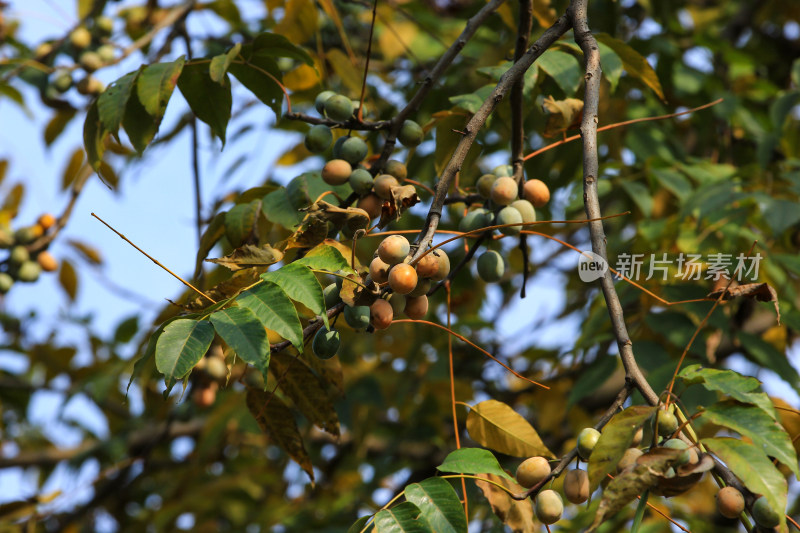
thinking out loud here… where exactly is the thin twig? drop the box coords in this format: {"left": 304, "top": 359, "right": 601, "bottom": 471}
{"left": 358, "top": 0, "right": 379, "bottom": 122}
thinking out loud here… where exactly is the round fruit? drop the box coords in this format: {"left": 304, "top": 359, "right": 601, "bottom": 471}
{"left": 492, "top": 164, "right": 514, "bottom": 177}
{"left": 662, "top": 438, "right": 691, "bottom": 466}
{"left": 36, "top": 251, "right": 58, "bottom": 272}
{"left": 388, "top": 263, "right": 418, "bottom": 295}
{"left": 373, "top": 174, "right": 399, "bottom": 200}
{"left": 343, "top": 306, "right": 371, "bottom": 330}
{"left": 577, "top": 427, "right": 601, "bottom": 461}
{"left": 497, "top": 206, "right": 523, "bottom": 236}
{"left": 510, "top": 199, "right": 536, "bottom": 225}
{"left": 53, "top": 72, "right": 73, "bottom": 92}
{"left": 79, "top": 51, "right": 103, "bottom": 71}
{"left": 404, "top": 295, "right": 428, "bottom": 319}
{"left": 313, "top": 327, "right": 341, "bottom": 359}
{"left": 631, "top": 427, "right": 644, "bottom": 447}
{"left": 351, "top": 99, "right": 367, "bottom": 117}
{"left": 0, "top": 229, "right": 12, "bottom": 248}
{"left": 315, "top": 90, "right": 335, "bottom": 114}
{"left": 430, "top": 250, "right": 450, "bottom": 281}
{"left": 95, "top": 15, "right": 114, "bottom": 34}
{"left": 357, "top": 194, "right": 383, "bottom": 219}
{"left": 523, "top": 179, "right": 551, "bottom": 208}
{"left": 338, "top": 137, "right": 368, "bottom": 165}
{"left": 10, "top": 246, "right": 29, "bottom": 265}
{"left": 476, "top": 174, "right": 497, "bottom": 198}
{"left": 35, "top": 42, "right": 53, "bottom": 59}
{"left": 751, "top": 496, "right": 780, "bottom": 528}
{"left": 0, "top": 273, "right": 14, "bottom": 293}
{"left": 70, "top": 27, "right": 92, "bottom": 49}
{"left": 564, "top": 469, "right": 590, "bottom": 504}
{"left": 477, "top": 250, "right": 505, "bottom": 283}
{"left": 490, "top": 176, "right": 519, "bottom": 206}
{"left": 97, "top": 44, "right": 116, "bottom": 63}
{"left": 657, "top": 408, "right": 678, "bottom": 437}
{"left": 76, "top": 76, "right": 104, "bottom": 95}
{"left": 17, "top": 261, "right": 42, "bottom": 282}
{"left": 321, "top": 159, "right": 352, "bottom": 186}
{"left": 535, "top": 490, "right": 563, "bottom": 525}
{"left": 349, "top": 168, "right": 374, "bottom": 195}
{"left": 617, "top": 447, "right": 643, "bottom": 472}
{"left": 323, "top": 283, "right": 340, "bottom": 308}
{"left": 384, "top": 160, "right": 407, "bottom": 180}
{"left": 369, "top": 256, "right": 391, "bottom": 284}
{"left": 305, "top": 125, "right": 333, "bottom": 153}
{"left": 716, "top": 487, "right": 745, "bottom": 519}
{"left": 378, "top": 235, "right": 410, "bottom": 265}
{"left": 398, "top": 120, "right": 424, "bottom": 147}
{"left": 408, "top": 278, "right": 430, "bottom": 297}
{"left": 324, "top": 94, "right": 354, "bottom": 122}
{"left": 14, "top": 226, "right": 39, "bottom": 244}
{"left": 370, "top": 299, "right": 393, "bottom": 330}
{"left": 388, "top": 294, "right": 406, "bottom": 316}
{"left": 415, "top": 253, "right": 439, "bottom": 279}
{"left": 515, "top": 456, "right": 550, "bottom": 489}
{"left": 459, "top": 208, "right": 491, "bottom": 234}
{"left": 38, "top": 214, "right": 56, "bottom": 231}
{"left": 205, "top": 355, "right": 227, "bottom": 380}
{"left": 193, "top": 382, "right": 217, "bottom": 408}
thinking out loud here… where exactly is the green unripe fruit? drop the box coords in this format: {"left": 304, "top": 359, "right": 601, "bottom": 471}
{"left": 315, "top": 90, "right": 335, "bottom": 114}
{"left": 338, "top": 137, "right": 368, "bottom": 165}
{"left": 79, "top": 51, "right": 103, "bottom": 72}
{"left": 277, "top": 57, "right": 294, "bottom": 71}
{"left": 313, "top": 327, "right": 341, "bottom": 359}
{"left": 662, "top": 438, "right": 691, "bottom": 466}
{"left": 205, "top": 356, "right": 227, "bottom": 380}
{"left": 324, "top": 94, "right": 354, "bottom": 122}
{"left": 388, "top": 294, "right": 406, "bottom": 316}
{"left": 373, "top": 174, "right": 399, "bottom": 200}
{"left": 617, "top": 447, "right": 643, "bottom": 473}
{"left": 343, "top": 305, "right": 371, "bottom": 330}
{"left": 497, "top": 206, "right": 523, "bottom": 236}
{"left": 751, "top": 496, "right": 780, "bottom": 528}
{"left": 490, "top": 176, "right": 519, "bottom": 206}
{"left": 0, "top": 272, "right": 14, "bottom": 293}
{"left": 515, "top": 456, "right": 550, "bottom": 489}
{"left": 577, "top": 427, "right": 601, "bottom": 461}
{"left": 510, "top": 199, "right": 536, "bottom": 225}
{"left": 10, "top": 246, "right": 30, "bottom": 265}
{"left": 35, "top": 42, "right": 53, "bottom": 59}
{"left": 476, "top": 174, "right": 497, "bottom": 198}
{"left": 477, "top": 250, "right": 505, "bottom": 283}
{"left": 378, "top": 235, "right": 410, "bottom": 265}
{"left": 70, "top": 27, "right": 92, "bottom": 49}
{"left": 323, "top": 283, "right": 340, "bottom": 308}
{"left": 322, "top": 159, "right": 352, "bottom": 186}
{"left": 458, "top": 208, "right": 491, "bottom": 234}
{"left": 384, "top": 160, "right": 407, "bottom": 180}
{"left": 398, "top": 120, "right": 424, "bottom": 147}
{"left": 716, "top": 487, "right": 745, "bottom": 519}
{"left": 304, "top": 125, "right": 333, "bottom": 153}
{"left": 493, "top": 164, "right": 514, "bottom": 177}
{"left": 53, "top": 71, "right": 73, "bottom": 92}
{"left": 0, "top": 229, "right": 13, "bottom": 248}
{"left": 535, "top": 490, "right": 563, "bottom": 525}
{"left": 351, "top": 99, "right": 368, "bottom": 117}
{"left": 657, "top": 408, "right": 678, "bottom": 437}
{"left": 349, "top": 168, "right": 374, "bottom": 195}
{"left": 76, "top": 76, "right": 104, "bottom": 95}
{"left": 17, "top": 261, "right": 42, "bottom": 282}
{"left": 564, "top": 469, "right": 590, "bottom": 504}
{"left": 332, "top": 136, "right": 346, "bottom": 159}
{"left": 95, "top": 15, "right": 114, "bottom": 34}
{"left": 14, "top": 226, "right": 38, "bottom": 244}
{"left": 96, "top": 44, "right": 116, "bottom": 63}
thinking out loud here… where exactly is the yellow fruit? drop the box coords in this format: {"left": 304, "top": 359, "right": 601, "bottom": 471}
{"left": 523, "top": 179, "right": 550, "bottom": 208}
{"left": 577, "top": 427, "right": 600, "bottom": 460}
{"left": 430, "top": 250, "right": 450, "bottom": 281}
{"left": 716, "top": 487, "right": 745, "bottom": 519}
{"left": 378, "top": 235, "right": 410, "bottom": 265}
{"left": 535, "top": 490, "right": 563, "bottom": 525}
{"left": 490, "top": 176, "right": 518, "bottom": 206}
{"left": 563, "top": 469, "right": 590, "bottom": 504}
{"left": 388, "top": 263, "right": 418, "bottom": 295}
{"left": 515, "top": 456, "right": 550, "bottom": 488}
{"left": 37, "top": 213, "right": 56, "bottom": 230}
{"left": 374, "top": 174, "right": 399, "bottom": 200}
{"left": 36, "top": 251, "right": 58, "bottom": 272}
{"left": 415, "top": 253, "right": 439, "bottom": 278}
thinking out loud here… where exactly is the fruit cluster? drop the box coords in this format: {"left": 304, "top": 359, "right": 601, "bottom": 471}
{"left": 0, "top": 214, "right": 59, "bottom": 293}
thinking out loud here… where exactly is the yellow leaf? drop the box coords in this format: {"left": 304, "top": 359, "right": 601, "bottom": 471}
{"left": 466, "top": 399, "right": 555, "bottom": 459}
{"left": 283, "top": 63, "right": 320, "bottom": 91}
{"left": 533, "top": 0, "right": 557, "bottom": 28}
{"left": 595, "top": 33, "right": 665, "bottom": 102}
{"left": 495, "top": 3, "right": 516, "bottom": 32}
{"left": 274, "top": 0, "right": 318, "bottom": 44}
{"left": 326, "top": 48, "right": 362, "bottom": 95}
{"left": 377, "top": 19, "right": 418, "bottom": 62}
{"left": 474, "top": 474, "right": 536, "bottom": 533}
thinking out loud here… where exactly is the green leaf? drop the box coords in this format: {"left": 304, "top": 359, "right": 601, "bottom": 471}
{"left": 236, "top": 282, "right": 304, "bottom": 350}
{"left": 700, "top": 401, "right": 798, "bottom": 478}
{"left": 210, "top": 42, "right": 242, "bottom": 83}
{"left": 286, "top": 170, "right": 352, "bottom": 209}
{"left": 262, "top": 263, "right": 328, "bottom": 328}
{"left": 137, "top": 57, "right": 186, "bottom": 117}
{"left": 678, "top": 364, "right": 777, "bottom": 419}
{"left": 465, "top": 400, "right": 554, "bottom": 459}
{"left": 97, "top": 70, "right": 139, "bottom": 138}
{"left": 702, "top": 437, "right": 787, "bottom": 530}
{"left": 620, "top": 181, "right": 653, "bottom": 217}
{"left": 347, "top": 516, "right": 370, "bottom": 533}
{"left": 374, "top": 502, "right": 430, "bottom": 533}
{"left": 123, "top": 87, "right": 159, "bottom": 154}
{"left": 210, "top": 306, "right": 271, "bottom": 379}
{"left": 225, "top": 200, "right": 261, "bottom": 247}
{"left": 595, "top": 33, "right": 665, "bottom": 102}
{"left": 568, "top": 355, "right": 618, "bottom": 407}
{"left": 83, "top": 100, "right": 106, "bottom": 170}
{"left": 762, "top": 198, "right": 800, "bottom": 235}
{"left": 252, "top": 32, "right": 315, "bottom": 66}
{"left": 126, "top": 314, "right": 192, "bottom": 395}
{"left": 598, "top": 41, "right": 623, "bottom": 92}
{"left": 178, "top": 63, "right": 232, "bottom": 145}
{"left": 404, "top": 478, "right": 467, "bottom": 533}
{"left": 155, "top": 318, "right": 214, "bottom": 393}
{"left": 651, "top": 168, "right": 692, "bottom": 202}
{"left": 537, "top": 49, "right": 582, "bottom": 96}
{"left": 228, "top": 54, "right": 283, "bottom": 117}
{"left": 588, "top": 405, "right": 656, "bottom": 492}
{"left": 436, "top": 448, "right": 513, "bottom": 481}
{"left": 270, "top": 351, "right": 339, "bottom": 435}
{"left": 295, "top": 244, "right": 351, "bottom": 273}
{"left": 262, "top": 187, "right": 304, "bottom": 229}
{"left": 738, "top": 332, "right": 800, "bottom": 392}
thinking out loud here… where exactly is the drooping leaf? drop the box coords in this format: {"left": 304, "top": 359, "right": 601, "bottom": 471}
{"left": 536, "top": 50, "right": 582, "bottom": 96}
{"left": 236, "top": 282, "right": 304, "bottom": 350}
{"left": 273, "top": 0, "right": 318, "bottom": 44}
{"left": 262, "top": 263, "right": 327, "bottom": 328}
{"left": 465, "top": 400, "right": 554, "bottom": 459}
{"left": 136, "top": 57, "right": 186, "bottom": 117}
{"left": 154, "top": 318, "right": 215, "bottom": 393}
{"left": 700, "top": 400, "right": 798, "bottom": 478}
{"left": 373, "top": 502, "right": 430, "bottom": 533}
{"left": 270, "top": 351, "right": 339, "bottom": 436}
{"left": 595, "top": 33, "right": 665, "bottom": 102}
{"left": 83, "top": 100, "right": 106, "bottom": 170}
{"left": 58, "top": 258, "right": 78, "bottom": 301}
{"left": 295, "top": 241, "right": 353, "bottom": 273}
{"left": 474, "top": 474, "right": 535, "bottom": 533}
{"left": 61, "top": 148, "right": 86, "bottom": 190}
{"left": 702, "top": 437, "right": 787, "bottom": 531}
{"left": 262, "top": 187, "right": 305, "bottom": 229}
{"left": 207, "top": 244, "right": 284, "bottom": 271}
{"left": 228, "top": 54, "right": 284, "bottom": 117}
{"left": 178, "top": 62, "right": 232, "bottom": 145}
{"left": 325, "top": 48, "right": 362, "bottom": 94}
{"left": 246, "top": 389, "right": 314, "bottom": 481}
{"left": 404, "top": 477, "right": 467, "bottom": 533}
{"left": 194, "top": 211, "right": 226, "bottom": 278}
{"left": 66, "top": 239, "right": 103, "bottom": 264}
{"left": 44, "top": 109, "right": 77, "bottom": 146}
{"left": 436, "top": 448, "right": 514, "bottom": 481}
{"left": 252, "top": 32, "right": 315, "bottom": 66}
{"left": 706, "top": 283, "right": 780, "bottom": 324}
{"left": 210, "top": 306, "right": 271, "bottom": 379}
{"left": 122, "top": 86, "right": 159, "bottom": 154}
{"left": 225, "top": 200, "right": 261, "bottom": 247}
{"left": 541, "top": 95, "right": 584, "bottom": 138}
{"left": 678, "top": 364, "right": 777, "bottom": 419}
{"left": 588, "top": 405, "right": 656, "bottom": 492}
{"left": 97, "top": 70, "right": 139, "bottom": 138}
{"left": 378, "top": 185, "right": 421, "bottom": 229}
{"left": 598, "top": 41, "right": 623, "bottom": 91}
{"left": 209, "top": 42, "right": 242, "bottom": 83}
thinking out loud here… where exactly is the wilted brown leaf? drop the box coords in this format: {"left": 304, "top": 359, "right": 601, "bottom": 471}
{"left": 542, "top": 96, "right": 584, "bottom": 138}
{"left": 652, "top": 452, "right": 714, "bottom": 497}
{"left": 282, "top": 201, "right": 370, "bottom": 250}
{"left": 707, "top": 282, "right": 780, "bottom": 324}
{"left": 378, "top": 184, "right": 421, "bottom": 229}
{"left": 206, "top": 244, "right": 284, "bottom": 271}
{"left": 475, "top": 474, "right": 535, "bottom": 533}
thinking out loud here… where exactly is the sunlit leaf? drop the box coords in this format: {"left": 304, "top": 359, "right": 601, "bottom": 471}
{"left": 466, "top": 400, "right": 554, "bottom": 459}
{"left": 209, "top": 42, "right": 242, "bottom": 83}
{"left": 262, "top": 263, "right": 327, "bottom": 328}
{"left": 595, "top": 33, "right": 665, "bottom": 102}
{"left": 474, "top": 474, "right": 535, "bottom": 533}
{"left": 236, "top": 282, "right": 304, "bottom": 350}
{"left": 136, "top": 57, "right": 186, "bottom": 117}
{"left": 211, "top": 306, "right": 271, "bottom": 379}
{"left": 679, "top": 364, "right": 777, "bottom": 419}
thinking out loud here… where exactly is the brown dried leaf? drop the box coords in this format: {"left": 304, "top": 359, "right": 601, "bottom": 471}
{"left": 542, "top": 96, "right": 584, "bottom": 138}
{"left": 187, "top": 269, "right": 262, "bottom": 310}
{"left": 475, "top": 474, "right": 535, "bottom": 533}
{"left": 282, "top": 201, "right": 370, "bottom": 250}
{"left": 66, "top": 239, "right": 103, "bottom": 265}
{"left": 707, "top": 282, "right": 780, "bottom": 324}
{"left": 378, "top": 184, "right": 420, "bottom": 229}
{"left": 652, "top": 453, "right": 714, "bottom": 497}
{"left": 206, "top": 244, "right": 284, "bottom": 271}
{"left": 338, "top": 273, "right": 364, "bottom": 307}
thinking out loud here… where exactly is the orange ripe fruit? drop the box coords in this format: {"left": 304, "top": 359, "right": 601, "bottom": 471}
{"left": 388, "top": 263, "right": 418, "bottom": 294}
{"left": 322, "top": 159, "right": 352, "bottom": 185}
{"left": 523, "top": 179, "right": 550, "bottom": 208}
{"left": 430, "top": 250, "right": 451, "bottom": 281}
{"left": 357, "top": 193, "right": 383, "bottom": 219}
{"left": 404, "top": 295, "right": 428, "bottom": 319}
{"left": 369, "top": 256, "right": 390, "bottom": 284}
{"left": 36, "top": 251, "right": 58, "bottom": 272}
{"left": 415, "top": 252, "right": 439, "bottom": 278}
{"left": 490, "top": 176, "right": 518, "bottom": 206}
{"left": 370, "top": 299, "right": 393, "bottom": 330}
{"left": 37, "top": 213, "right": 56, "bottom": 230}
